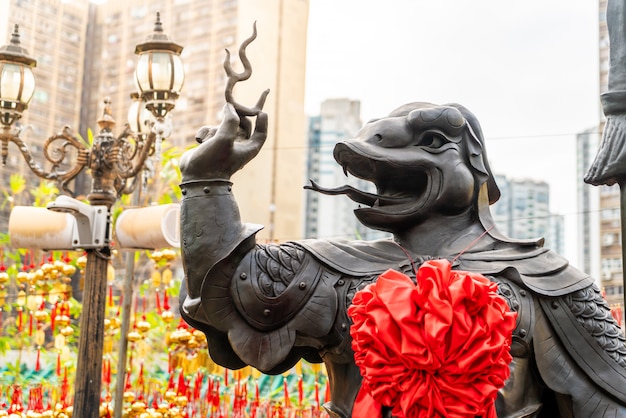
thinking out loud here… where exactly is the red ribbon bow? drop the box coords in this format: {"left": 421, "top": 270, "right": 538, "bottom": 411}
{"left": 348, "top": 259, "right": 517, "bottom": 418}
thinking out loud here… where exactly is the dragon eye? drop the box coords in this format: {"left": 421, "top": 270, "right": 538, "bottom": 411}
{"left": 417, "top": 134, "right": 446, "bottom": 148}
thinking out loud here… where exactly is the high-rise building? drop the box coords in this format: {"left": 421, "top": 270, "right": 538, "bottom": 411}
{"left": 304, "top": 98, "right": 388, "bottom": 241}
{"left": 1, "top": 0, "right": 310, "bottom": 243}
{"left": 492, "top": 175, "right": 563, "bottom": 255}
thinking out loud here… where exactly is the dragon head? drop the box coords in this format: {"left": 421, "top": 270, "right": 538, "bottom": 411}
{"left": 307, "top": 102, "right": 500, "bottom": 234}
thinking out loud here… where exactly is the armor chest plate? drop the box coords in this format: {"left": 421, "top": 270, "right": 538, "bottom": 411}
{"left": 491, "top": 275, "right": 535, "bottom": 358}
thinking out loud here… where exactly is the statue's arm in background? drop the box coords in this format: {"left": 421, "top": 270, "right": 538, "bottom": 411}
{"left": 585, "top": 0, "right": 626, "bottom": 186}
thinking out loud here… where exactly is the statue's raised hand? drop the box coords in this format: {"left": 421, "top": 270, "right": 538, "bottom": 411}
{"left": 585, "top": 113, "right": 626, "bottom": 187}
{"left": 180, "top": 103, "right": 268, "bottom": 182}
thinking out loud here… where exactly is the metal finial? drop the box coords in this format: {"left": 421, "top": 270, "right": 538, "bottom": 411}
{"left": 135, "top": 13, "right": 183, "bottom": 55}
{"left": 10, "top": 24, "right": 21, "bottom": 45}
{"left": 0, "top": 23, "right": 37, "bottom": 67}
{"left": 97, "top": 97, "right": 116, "bottom": 131}
{"left": 154, "top": 12, "right": 163, "bottom": 33}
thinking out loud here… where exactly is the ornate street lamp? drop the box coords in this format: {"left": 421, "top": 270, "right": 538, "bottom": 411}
{"left": 134, "top": 11, "right": 184, "bottom": 119}
{"left": 0, "top": 14, "right": 183, "bottom": 418}
{"left": 0, "top": 25, "right": 36, "bottom": 127}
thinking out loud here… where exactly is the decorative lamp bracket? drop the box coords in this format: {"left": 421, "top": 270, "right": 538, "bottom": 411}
{"left": 47, "top": 195, "right": 110, "bottom": 249}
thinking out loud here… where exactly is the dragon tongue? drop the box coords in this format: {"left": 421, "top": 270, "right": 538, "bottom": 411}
{"left": 304, "top": 180, "right": 379, "bottom": 206}
{"left": 304, "top": 180, "right": 411, "bottom": 207}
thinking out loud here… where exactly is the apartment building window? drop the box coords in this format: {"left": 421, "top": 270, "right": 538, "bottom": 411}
{"left": 602, "top": 233, "right": 617, "bottom": 246}
{"left": 32, "top": 90, "right": 48, "bottom": 104}
{"left": 131, "top": 6, "right": 147, "bottom": 19}
{"left": 40, "top": 3, "right": 57, "bottom": 17}
{"left": 62, "top": 30, "right": 80, "bottom": 44}
{"left": 605, "top": 285, "right": 624, "bottom": 296}
{"left": 223, "top": 0, "right": 237, "bottom": 10}
{"left": 601, "top": 257, "right": 622, "bottom": 275}
{"left": 601, "top": 208, "right": 620, "bottom": 220}
{"left": 105, "top": 13, "right": 122, "bottom": 24}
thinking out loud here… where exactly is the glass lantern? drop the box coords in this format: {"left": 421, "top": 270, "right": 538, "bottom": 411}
{"left": 134, "top": 12, "right": 184, "bottom": 119}
{"left": 0, "top": 25, "right": 37, "bottom": 127}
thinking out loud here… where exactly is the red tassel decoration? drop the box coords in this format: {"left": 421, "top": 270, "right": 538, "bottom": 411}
{"left": 138, "top": 362, "right": 145, "bottom": 388}
{"left": 9, "top": 385, "right": 24, "bottom": 413}
{"left": 108, "top": 284, "right": 113, "bottom": 308}
{"left": 155, "top": 290, "right": 162, "bottom": 314}
{"left": 51, "top": 302, "right": 57, "bottom": 333}
{"left": 163, "top": 289, "right": 170, "bottom": 310}
{"left": 57, "top": 351, "right": 61, "bottom": 376}
{"left": 117, "top": 294, "right": 123, "bottom": 317}
{"left": 324, "top": 379, "right": 331, "bottom": 403}
{"left": 102, "top": 358, "right": 109, "bottom": 387}
{"left": 178, "top": 370, "right": 187, "bottom": 396}
{"left": 29, "top": 310, "right": 33, "bottom": 336}
{"left": 214, "top": 380, "right": 220, "bottom": 408}
{"left": 283, "top": 376, "right": 290, "bottom": 407}
{"left": 298, "top": 375, "right": 303, "bottom": 406}
{"left": 22, "top": 250, "right": 29, "bottom": 272}
{"left": 124, "top": 368, "right": 133, "bottom": 391}
{"left": 207, "top": 377, "right": 214, "bottom": 405}
{"left": 315, "top": 380, "right": 319, "bottom": 408}
{"left": 61, "top": 368, "right": 69, "bottom": 407}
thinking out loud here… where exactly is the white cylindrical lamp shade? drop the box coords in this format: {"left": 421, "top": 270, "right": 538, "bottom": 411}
{"left": 9, "top": 207, "right": 75, "bottom": 250}
{"left": 115, "top": 204, "right": 180, "bottom": 250}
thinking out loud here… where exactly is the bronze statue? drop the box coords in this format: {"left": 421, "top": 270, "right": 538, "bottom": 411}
{"left": 179, "top": 28, "right": 626, "bottom": 418}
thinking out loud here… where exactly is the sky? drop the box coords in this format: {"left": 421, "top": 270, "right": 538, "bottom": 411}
{"left": 304, "top": 0, "right": 601, "bottom": 263}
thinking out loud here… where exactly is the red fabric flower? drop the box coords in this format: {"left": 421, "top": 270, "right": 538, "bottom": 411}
{"left": 348, "top": 259, "right": 517, "bottom": 418}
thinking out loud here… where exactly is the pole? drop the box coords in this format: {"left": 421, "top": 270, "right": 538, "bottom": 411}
{"left": 112, "top": 248, "right": 137, "bottom": 417}
{"left": 619, "top": 182, "right": 626, "bottom": 309}
{"left": 72, "top": 103, "right": 117, "bottom": 418}
{"left": 72, "top": 247, "right": 111, "bottom": 416}
{"left": 113, "top": 188, "right": 141, "bottom": 418}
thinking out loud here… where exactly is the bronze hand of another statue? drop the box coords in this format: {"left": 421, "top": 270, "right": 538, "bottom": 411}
{"left": 180, "top": 103, "right": 268, "bottom": 182}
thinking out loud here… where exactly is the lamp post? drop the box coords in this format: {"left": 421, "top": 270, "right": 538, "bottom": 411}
{"left": 0, "top": 14, "right": 184, "bottom": 417}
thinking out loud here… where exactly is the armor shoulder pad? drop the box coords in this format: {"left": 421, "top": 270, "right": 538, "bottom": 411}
{"left": 539, "top": 284, "right": 626, "bottom": 403}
